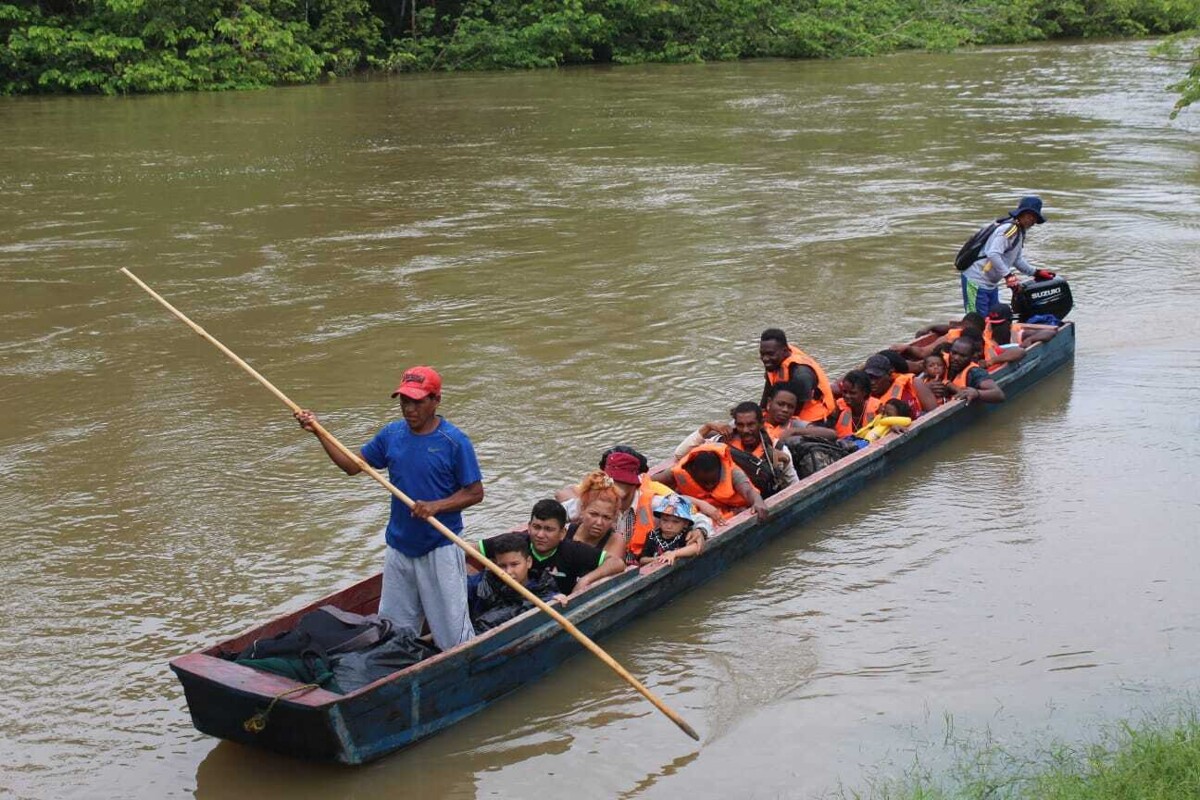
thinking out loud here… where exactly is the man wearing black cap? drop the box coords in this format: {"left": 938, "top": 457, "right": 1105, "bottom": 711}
{"left": 864, "top": 353, "right": 937, "bottom": 414}
{"left": 961, "top": 196, "right": 1058, "bottom": 316}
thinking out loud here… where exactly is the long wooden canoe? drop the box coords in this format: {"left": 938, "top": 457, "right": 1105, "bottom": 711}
{"left": 171, "top": 323, "right": 1075, "bottom": 763}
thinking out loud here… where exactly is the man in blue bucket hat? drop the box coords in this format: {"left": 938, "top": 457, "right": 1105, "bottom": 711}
{"left": 960, "top": 195, "right": 1059, "bottom": 316}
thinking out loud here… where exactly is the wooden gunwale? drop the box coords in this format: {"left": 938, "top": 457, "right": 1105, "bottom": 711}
{"left": 170, "top": 323, "right": 1075, "bottom": 762}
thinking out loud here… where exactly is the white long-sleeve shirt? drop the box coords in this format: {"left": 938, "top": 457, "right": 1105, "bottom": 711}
{"left": 962, "top": 220, "right": 1037, "bottom": 289}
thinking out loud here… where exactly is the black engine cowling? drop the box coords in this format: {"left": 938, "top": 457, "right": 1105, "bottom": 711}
{"left": 1012, "top": 276, "right": 1073, "bottom": 322}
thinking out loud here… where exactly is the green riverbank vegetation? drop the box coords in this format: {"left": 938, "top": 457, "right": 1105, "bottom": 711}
{"left": 843, "top": 708, "right": 1200, "bottom": 800}
{"left": 2, "top": 0, "right": 1198, "bottom": 105}
{"left": 1156, "top": 31, "right": 1200, "bottom": 116}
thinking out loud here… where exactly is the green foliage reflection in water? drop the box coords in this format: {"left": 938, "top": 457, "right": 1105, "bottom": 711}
{"left": 843, "top": 708, "right": 1200, "bottom": 800}
{"left": 1, "top": 0, "right": 1199, "bottom": 97}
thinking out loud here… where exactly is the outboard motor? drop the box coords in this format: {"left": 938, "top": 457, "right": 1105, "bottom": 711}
{"left": 1012, "top": 276, "right": 1073, "bottom": 322}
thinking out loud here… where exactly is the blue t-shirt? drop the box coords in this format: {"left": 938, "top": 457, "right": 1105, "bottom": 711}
{"left": 361, "top": 417, "right": 483, "bottom": 558}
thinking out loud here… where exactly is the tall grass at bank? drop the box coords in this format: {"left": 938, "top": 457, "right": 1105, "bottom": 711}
{"left": 843, "top": 709, "right": 1200, "bottom": 800}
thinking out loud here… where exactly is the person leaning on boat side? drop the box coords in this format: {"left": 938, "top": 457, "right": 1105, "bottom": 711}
{"left": 477, "top": 500, "right": 620, "bottom": 604}
{"left": 652, "top": 446, "right": 770, "bottom": 523}
{"left": 961, "top": 195, "right": 1058, "bottom": 316}
{"left": 294, "top": 366, "right": 482, "bottom": 650}
{"left": 930, "top": 335, "right": 1006, "bottom": 405}
{"left": 897, "top": 312, "right": 987, "bottom": 364}
{"left": 864, "top": 353, "right": 937, "bottom": 415}
{"left": 758, "top": 328, "right": 836, "bottom": 423}
{"left": 987, "top": 303, "right": 1057, "bottom": 351}
{"left": 673, "top": 401, "right": 799, "bottom": 496}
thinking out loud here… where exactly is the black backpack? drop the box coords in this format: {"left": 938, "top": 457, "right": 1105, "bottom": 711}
{"left": 728, "top": 444, "right": 785, "bottom": 498}
{"left": 954, "top": 218, "right": 1009, "bottom": 271}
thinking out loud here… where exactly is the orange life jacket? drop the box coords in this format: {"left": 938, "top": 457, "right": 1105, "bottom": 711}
{"left": 879, "top": 372, "right": 918, "bottom": 406}
{"left": 832, "top": 396, "right": 882, "bottom": 437}
{"left": 766, "top": 344, "right": 835, "bottom": 423}
{"left": 626, "top": 476, "right": 673, "bottom": 558}
{"left": 764, "top": 421, "right": 787, "bottom": 441}
{"left": 943, "top": 353, "right": 983, "bottom": 389}
{"left": 946, "top": 324, "right": 993, "bottom": 357}
{"left": 671, "top": 443, "right": 749, "bottom": 518}
{"left": 728, "top": 434, "right": 765, "bottom": 457}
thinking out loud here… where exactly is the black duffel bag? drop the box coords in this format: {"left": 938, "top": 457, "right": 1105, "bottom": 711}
{"left": 787, "top": 437, "right": 855, "bottom": 479}
{"left": 236, "top": 605, "right": 393, "bottom": 662}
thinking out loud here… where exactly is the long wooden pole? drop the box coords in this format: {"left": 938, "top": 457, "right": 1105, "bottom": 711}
{"left": 121, "top": 268, "right": 699, "bottom": 742}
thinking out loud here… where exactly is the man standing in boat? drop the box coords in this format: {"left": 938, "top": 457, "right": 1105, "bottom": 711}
{"left": 294, "top": 366, "right": 483, "bottom": 650}
{"left": 960, "top": 195, "right": 1058, "bottom": 316}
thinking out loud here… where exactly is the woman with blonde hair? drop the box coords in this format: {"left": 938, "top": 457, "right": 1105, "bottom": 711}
{"left": 567, "top": 470, "right": 626, "bottom": 560}
{"left": 558, "top": 470, "right": 630, "bottom": 595}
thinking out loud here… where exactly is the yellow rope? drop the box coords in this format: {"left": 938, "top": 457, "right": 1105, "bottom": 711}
{"left": 243, "top": 683, "right": 321, "bottom": 734}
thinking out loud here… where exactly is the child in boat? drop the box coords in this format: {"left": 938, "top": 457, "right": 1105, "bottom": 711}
{"left": 854, "top": 400, "right": 914, "bottom": 443}
{"left": 639, "top": 494, "right": 706, "bottom": 566}
{"left": 920, "top": 354, "right": 948, "bottom": 405}
{"left": 921, "top": 354, "right": 945, "bottom": 384}
{"left": 468, "top": 532, "right": 559, "bottom": 633}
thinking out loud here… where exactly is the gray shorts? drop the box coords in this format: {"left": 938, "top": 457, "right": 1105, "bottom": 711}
{"left": 378, "top": 544, "right": 474, "bottom": 650}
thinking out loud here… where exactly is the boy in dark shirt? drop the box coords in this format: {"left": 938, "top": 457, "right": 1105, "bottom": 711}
{"left": 476, "top": 499, "right": 612, "bottom": 603}
{"left": 468, "top": 532, "right": 559, "bottom": 633}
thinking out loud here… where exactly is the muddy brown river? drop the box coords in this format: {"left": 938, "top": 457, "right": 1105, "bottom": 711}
{"left": 1, "top": 39, "right": 1198, "bottom": 799}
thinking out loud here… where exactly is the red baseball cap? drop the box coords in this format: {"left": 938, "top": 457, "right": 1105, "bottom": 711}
{"left": 391, "top": 366, "right": 442, "bottom": 400}
{"left": 603, "top": 451, "right": 642, "bottom": 485}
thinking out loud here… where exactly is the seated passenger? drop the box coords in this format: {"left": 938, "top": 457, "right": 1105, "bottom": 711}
{"left": 639, "top": 494, "right": 706, "bottom": 566}
{"left": 565, "top": 471, "right": 629, "bottom": 563}
{"left": 476, "top": 499, "right": 623, "bottom": 603}
{"left": 930, "top": 336, "right": 1006, "bottom": 404}
{"left": 827, "top": 370, "right": 882, "bottom": 438}
{"left": 673, "top": 401, "right": 798, "bottom": 498}
{"left": 468, "top": 532, "right": 560, "bottom": 632}
{"left": 652, "top": 446, "right": 770, "bottom": 523}
{"left": 758, "top": 328, "right": 835, "bottom": 423}
{"left": 982, "top": 304, "right": 1057, "bottom": 367}
{"left": 864, "top": 353, "right": 937, "bottom": 414}
{"left": 920, "top": 354, "right": 948, "bottom": 405}
{"left": 877, "top": 347, "right": 924, "bottom": 381}
{"left": 855, "top": 399, "right": 914, "bottom": 442}
{"left": 901, "top": 312, "right": 988, "bottom": 359}
{"left": 763, "top": 382, "right": 837, "bottom": 442}
{"left": 921, "top": 353, "right": 946, "bottom": 384}
{"left": 995, "top": 302, "right": 1059, "bottom": 348}
{"left": 959, "top": 304, "right": 1023, "bottom": 371}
